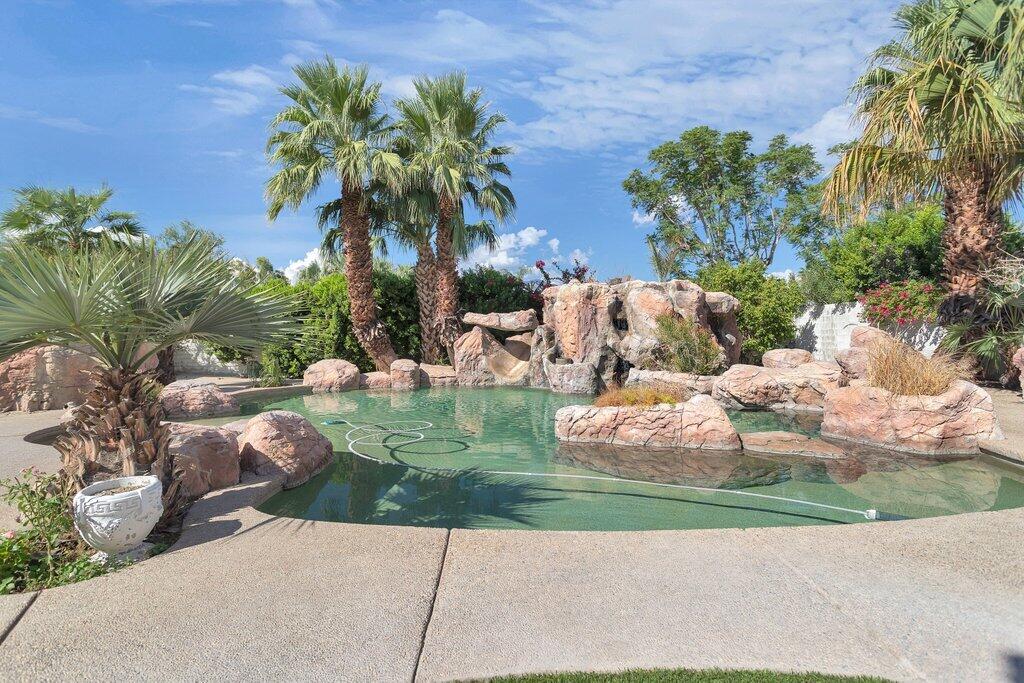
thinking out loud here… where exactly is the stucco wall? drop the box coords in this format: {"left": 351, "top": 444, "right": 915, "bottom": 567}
{"left": 173, "top": 340, "right": 248, "bottom": 377}
{"left": 793, "top": 302, "right": 945, "bottom": 361}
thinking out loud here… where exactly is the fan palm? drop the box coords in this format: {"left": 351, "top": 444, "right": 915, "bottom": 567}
{"left": 1, "top": 186, "right": 143, "bottom": 253}
{"left": 265, "top": 57, "right": 404, "bottom": 371}
{"left": 0, "top": 237, "right": 298, "bottom": 525}
{"left": 395, "top": 73, "right": 515, "bottom": 358}
{"left": 823, "top": 0, "right": 1024, "bottom": 296}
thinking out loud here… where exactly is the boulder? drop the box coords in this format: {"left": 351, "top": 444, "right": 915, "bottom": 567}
{"left": 237, "top": 410, "right": 333, "bottom": 488}
{"left": 528, "top": 325, "right": 556, "bottom": 388}
{"left": 390, "top": 359, "right": 421, "bottom": 391}
{"left": 220, "top": 418, "right": 250, "bottom": 437}
{"left": 821, "top": 380, "right": 1004, "bottom": 454}
{"left": 850, "top": 325, "right": 892, "bottom": 349}
{"left": 544, "top": 359, "right": 598, "bottom": 394}
{"left": 1012, "top": 347, "right": 1024, "bottom": 395}
{"left": 554, "top": 394, "right": 741, "bottom": 450}
{"left": 420, "top": 363, "right": 456, "bottom": 387}
{"left": 712, "top": 362, "right": 845, "bottom": 412}
{"left": 835, "top": 347, "right": 869, "bottom": 380}
{"left": 624, "top": 368, "right": 715, "bottom": 396}
{"left": 0, "top": 344, "right": 157, "bottom": 413}
{"left": 761, "top": 348, "right": 813, "bottom": 369}
{"left": 462, "top": 309, "right": 538, "bottom": 332}
{"left": 543, "top": 282, "right": 620, "bottom": 367}
{"left": 704, "top": 292, "right": 743, "bottom": 365}
{"left": 303, "top": 358, "right": 361, "bottom": 393}
{"left": 160, "top": 379, "right": 240, "bottom": 419}
{"left": 360, "top": 371, "right": 392, "bottom": 389}
{"left": 452, "top": 326, "right": 529, "bottom": 387}
{"left": 167, "top": 422, "right": 241, "bottom": 500}
{"left": 739, "top": 431, "right": 846, "bottom": 459}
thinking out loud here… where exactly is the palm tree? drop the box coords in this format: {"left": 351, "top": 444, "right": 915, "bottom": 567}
{"left": 395, "top": 73, "right": 515, "bottom": 358}
{"left": 823, "top": 0, "right": 1024, "bottom": 298}
{"left": 1, "top": 186, "right": 143, "bottom": 253}
{"left": 265, "top": 58, "right": 404, "bottom": 371}
{"left": 0, "top": 237, "right": 297, "bottom": 525}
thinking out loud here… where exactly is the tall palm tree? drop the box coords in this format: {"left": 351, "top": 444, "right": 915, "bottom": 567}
{"left": 0, "top": 186, "right": 143, "bottom": 253}
{"left": 265, "top": 58, "right": 404, "bottom": 371}
{"left": 823, "top": 0, "right": 1024, "bottom": 298}
{"left": 395, "top": 73, "right": 515, "bottom": 358}
{"left": 0, "top": 237, "right": 297, "bottom": 525}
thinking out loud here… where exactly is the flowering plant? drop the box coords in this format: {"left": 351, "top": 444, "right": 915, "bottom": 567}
{"left": 859, "top": 279, "right": 944, "bottom": 327}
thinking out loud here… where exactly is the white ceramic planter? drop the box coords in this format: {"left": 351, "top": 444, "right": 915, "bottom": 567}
{"left": 73, "top": 475, "right": 163, "bottom": 555}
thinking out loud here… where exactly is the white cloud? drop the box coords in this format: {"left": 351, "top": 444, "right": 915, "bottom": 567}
{"left": 461, "top": 226, "right": 548, "bottom": 271}
{"left": 631, "top": 210, "right": 655, "bottom": 226}
{"left": 283, "top": 247, "right": 324, "bottom": 283}
{"left": 178, "top": 84, "right": 261, "bottom": 115}
{"left": 793, "top": 104, "right": 862, "bottom": 161}
{"left": 547, "top": 238, "right": 560, "bottom": 254}
{"left": 567, "top": 248, "right": 591, "bottom": 265}
{"left": 213, "top": 65, "right": 279, "bottom": 90}
{"left": 769, "top": 269, "right": 796, "bottom": 280}
{"left": 0, "top": 103, "right": 99, "bottom": 133}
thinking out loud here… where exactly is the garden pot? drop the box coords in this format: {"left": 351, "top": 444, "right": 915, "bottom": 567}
{"left": 73, "top": 475, "right": 163, "bottom": 555}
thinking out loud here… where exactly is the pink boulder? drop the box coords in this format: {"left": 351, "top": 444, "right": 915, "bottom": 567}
{"left": 835, "top": 347, "right": 869, "bottom": 380}
{"left": 303, "top": 359, "right": 360, "bottom": 393}
{"left": 237, "top": 410, "right": 334, "bottom": 488}
{"left": 624, "top": 369, "right": 715, "bottom": 396}
{"left": 420, "top": 364, "right": 457, "bottom": 387}
{"left": 462, "top": 309, "right": 538, "bottom": 332}
{"left": 1013, "top": 347, "right": 1024, "bottom": 393}
{"left": 554, "top": 394, "right": 740, "bottom": 450}
{"left": 739, "top": 431, "right": 845, "bottom": 459}
{"left": 712, "top": 362, "right": 845, "bottom": 412}
{"left": 160, "top": 379, "right": 239, "bottom": 419}
{"left": 360, "top": 371, "right": 392, "bottom": 389}
{"left": 822, "top": 380, "right": 1004, "bottom": 454}
{"left": 761, "top": 348, "right": 813, "bottom": 369}
{"left": 850, "top": 325, "right": 892, "bottom": 349}
{"left": 453, "top": 326, "right": 529, "bottom": 386}
{"left": 167, "top": 422, "right": 241, "bottom": 501}
{"left": 390, "top": 359, "right": 421, "bottom": 391}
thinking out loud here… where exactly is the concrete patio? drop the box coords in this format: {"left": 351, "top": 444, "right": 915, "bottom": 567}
{"left": 1, "top": 394, "right": 1023, "bottom": 681}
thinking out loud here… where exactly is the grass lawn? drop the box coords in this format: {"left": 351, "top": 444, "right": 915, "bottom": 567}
{"left": 480, "top": 669, "right": 891, "bottom": 682}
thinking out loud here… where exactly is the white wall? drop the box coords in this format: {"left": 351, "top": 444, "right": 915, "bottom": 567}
{"left": 793, "top": 302, "right": 945, "bottom": 360}
{"left": 173, "top": 340, "right": 248, "bottom": 377}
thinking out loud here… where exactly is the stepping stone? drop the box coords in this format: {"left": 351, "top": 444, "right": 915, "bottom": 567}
{"left": 740, "top": 431, "right": 846, "bottom": 459}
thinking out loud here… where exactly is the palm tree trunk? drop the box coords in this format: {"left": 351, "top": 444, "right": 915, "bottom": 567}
{"left": 155, "top": 347, "right": 176, "bottom": 384}
{"left": 942, "top": 168, "right": 1003, "bottom": 295}
{"left": 415, "top": 242, "right": 443, "bottom": 363}
{"left": 342, "top": 182, "right": 397, "bottom": 371}
{"left": 56, "top": 366, "right": 184, "bottom": 529}
{"left": 433, "top": 196, "right": 463, "bottom": 361}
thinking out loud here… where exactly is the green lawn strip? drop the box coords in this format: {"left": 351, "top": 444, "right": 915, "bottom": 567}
{"left": 477, "top": 668, "right": 892, "bottom": 683}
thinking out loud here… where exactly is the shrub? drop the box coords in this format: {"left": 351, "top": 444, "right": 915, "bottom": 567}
{"left": 1, "top": 469, "right": 112, "bottom": 594}
{"left": 859, "top": 280, "right": 945, "bottom": 328}
{"left": 594, "top": 386, "right": 686, "bottom": 408}
{"left": 646, "top": 315, "right": 724, "bottom": 375}
{"left": 866, "top": 338, "right": 970, "bottom": 396}
{"left": 696, "top": 260, "right": 806, "bottom": 364}
{"left": 459, "top": 266, "right": 537, "bottom": 316}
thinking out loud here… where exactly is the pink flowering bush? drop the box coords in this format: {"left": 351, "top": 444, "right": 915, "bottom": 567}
{"left": 859, "top": 280, "right": 944, "bottom": 328}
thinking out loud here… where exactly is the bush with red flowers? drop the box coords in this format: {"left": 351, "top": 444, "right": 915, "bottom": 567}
{"left": 859, "top": 279, "right": 944, "bottom": 328}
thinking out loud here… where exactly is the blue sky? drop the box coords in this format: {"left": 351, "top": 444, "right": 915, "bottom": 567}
{"left": 0, "top": 0, "right": 903, "bottom": 280}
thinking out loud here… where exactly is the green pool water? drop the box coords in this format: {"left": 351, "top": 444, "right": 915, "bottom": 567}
{"left": 213, "top": 387, "right": 1024, "bottom": 531}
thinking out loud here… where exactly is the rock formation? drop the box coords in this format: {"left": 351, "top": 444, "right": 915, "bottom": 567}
{"left": 711, "top": 362, "right": 845, "bottom": 412}
{"left": 624, "top": 369, "right": 716, "bottom": 396}
{"left": 237, "top": 410, "right": 334, "bottom": 488}
{"left": 167, "top": 422, "right": 241, "bottom": 501}
{"left": 821, "top": 380, "right": 1004, "bottom": 454}
{"left": 390, "top": 359, "right": 421, "bottom": 391}
{"left": 452, "top": 325, "right": 530, "bottom": 386}
{"left": 462, "top": 310, "right": 538, "bottom": 332}
{"left": 160, "top": 379, "right": 240, "bottom": 419}
{"left": 303, "top": 358, "right": 361, "bottom": 393}
{"left": 761, "top": 348, "right": 813, "bottom": 369}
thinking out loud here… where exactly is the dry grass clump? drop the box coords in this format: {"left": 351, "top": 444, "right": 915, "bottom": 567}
{"left": 866, "top": 337, "right": 972, "bottom": 396}
{"left": 594, "top": 385, "right": 686, "bottom": 408}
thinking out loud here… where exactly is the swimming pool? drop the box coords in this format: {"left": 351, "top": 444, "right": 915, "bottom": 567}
{"left": 200, "top": 387, "right": 1024, "bottom": 531}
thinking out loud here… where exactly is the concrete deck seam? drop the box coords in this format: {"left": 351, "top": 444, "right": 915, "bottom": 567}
{"left": 764, "top": 546, "right": 927, "bottom": 681}
{"left": 0, "top": 591, "right": 38, "bottom": 646}
{"left": 413, "top": 527, "right": 452, "bottom": 683}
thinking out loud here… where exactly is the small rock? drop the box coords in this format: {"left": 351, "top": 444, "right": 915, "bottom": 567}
{"left": 390, "top": 359, "right": 421, "bottom": 391}
{"left": 419, "top": 364, "right": 456, "bottom": 387}
{"left": 167, "top": 422, "right": 241, "bottom": 501}
{"left": 835, "top": 347, "right": 869, "bottom": 380}
{"left": 303, "top": 359, "right": 361, "bottom": 393}
{"left": 711, "top": 362, "right": 844, "bottom": 413}
{"left": 360, "top": 371, "right": 392, "bottom": 389}
{"left": 544, "top": 359, "right": 598, "bottom": 394}
{"left": 237, "top": 410, "right": 333, "bottom": 488}
{"left": 160, "top": 379, "right": 240, "bottom": 419}
{"left": 624, "top": 369, "right": 715, "bottom": 395}
{"left": 761, "top": 348, "right": 813, "bottom": 369}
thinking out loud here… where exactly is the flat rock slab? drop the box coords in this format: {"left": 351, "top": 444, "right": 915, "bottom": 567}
{"left": 740, "top": 431, "right": 846, "bottom": 459}
{"left": 416, "top": 511, "right": 1024, "bottom": 682}
{"left": 2, "top": 505, "right": 448, "bottom": 681}
{"left": 462, "top": 310, "right": 538, "bottom": 332}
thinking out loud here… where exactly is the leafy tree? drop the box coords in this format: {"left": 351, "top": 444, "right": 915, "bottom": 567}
{"left": 823, "top": 0, "right": 1024, "bottom": 298}
{"left": 266, "top": 58, "right": 403, "bottom": 371}
{"left": 157, "top": 220, "right": 225, "bottom": 255}
{"left": 395, "top": 72, "right": 515, "bottom": 359}
{"left": 696, "top": 260, "right": 806, "bottom": 363}
{"left": 459, "top": 267, "right": 536, "bottom": 317}
{"left": 623, "top": 126, "right": 821, "bottom": 273}
{"left": 0, "top": 186, "right": 143, "bottom": 253}
{"left": 254, "top": 256, "right": 287, "bottom": 283}
{"left": 0, "top": 237, "right": 297, "bottom": 526}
